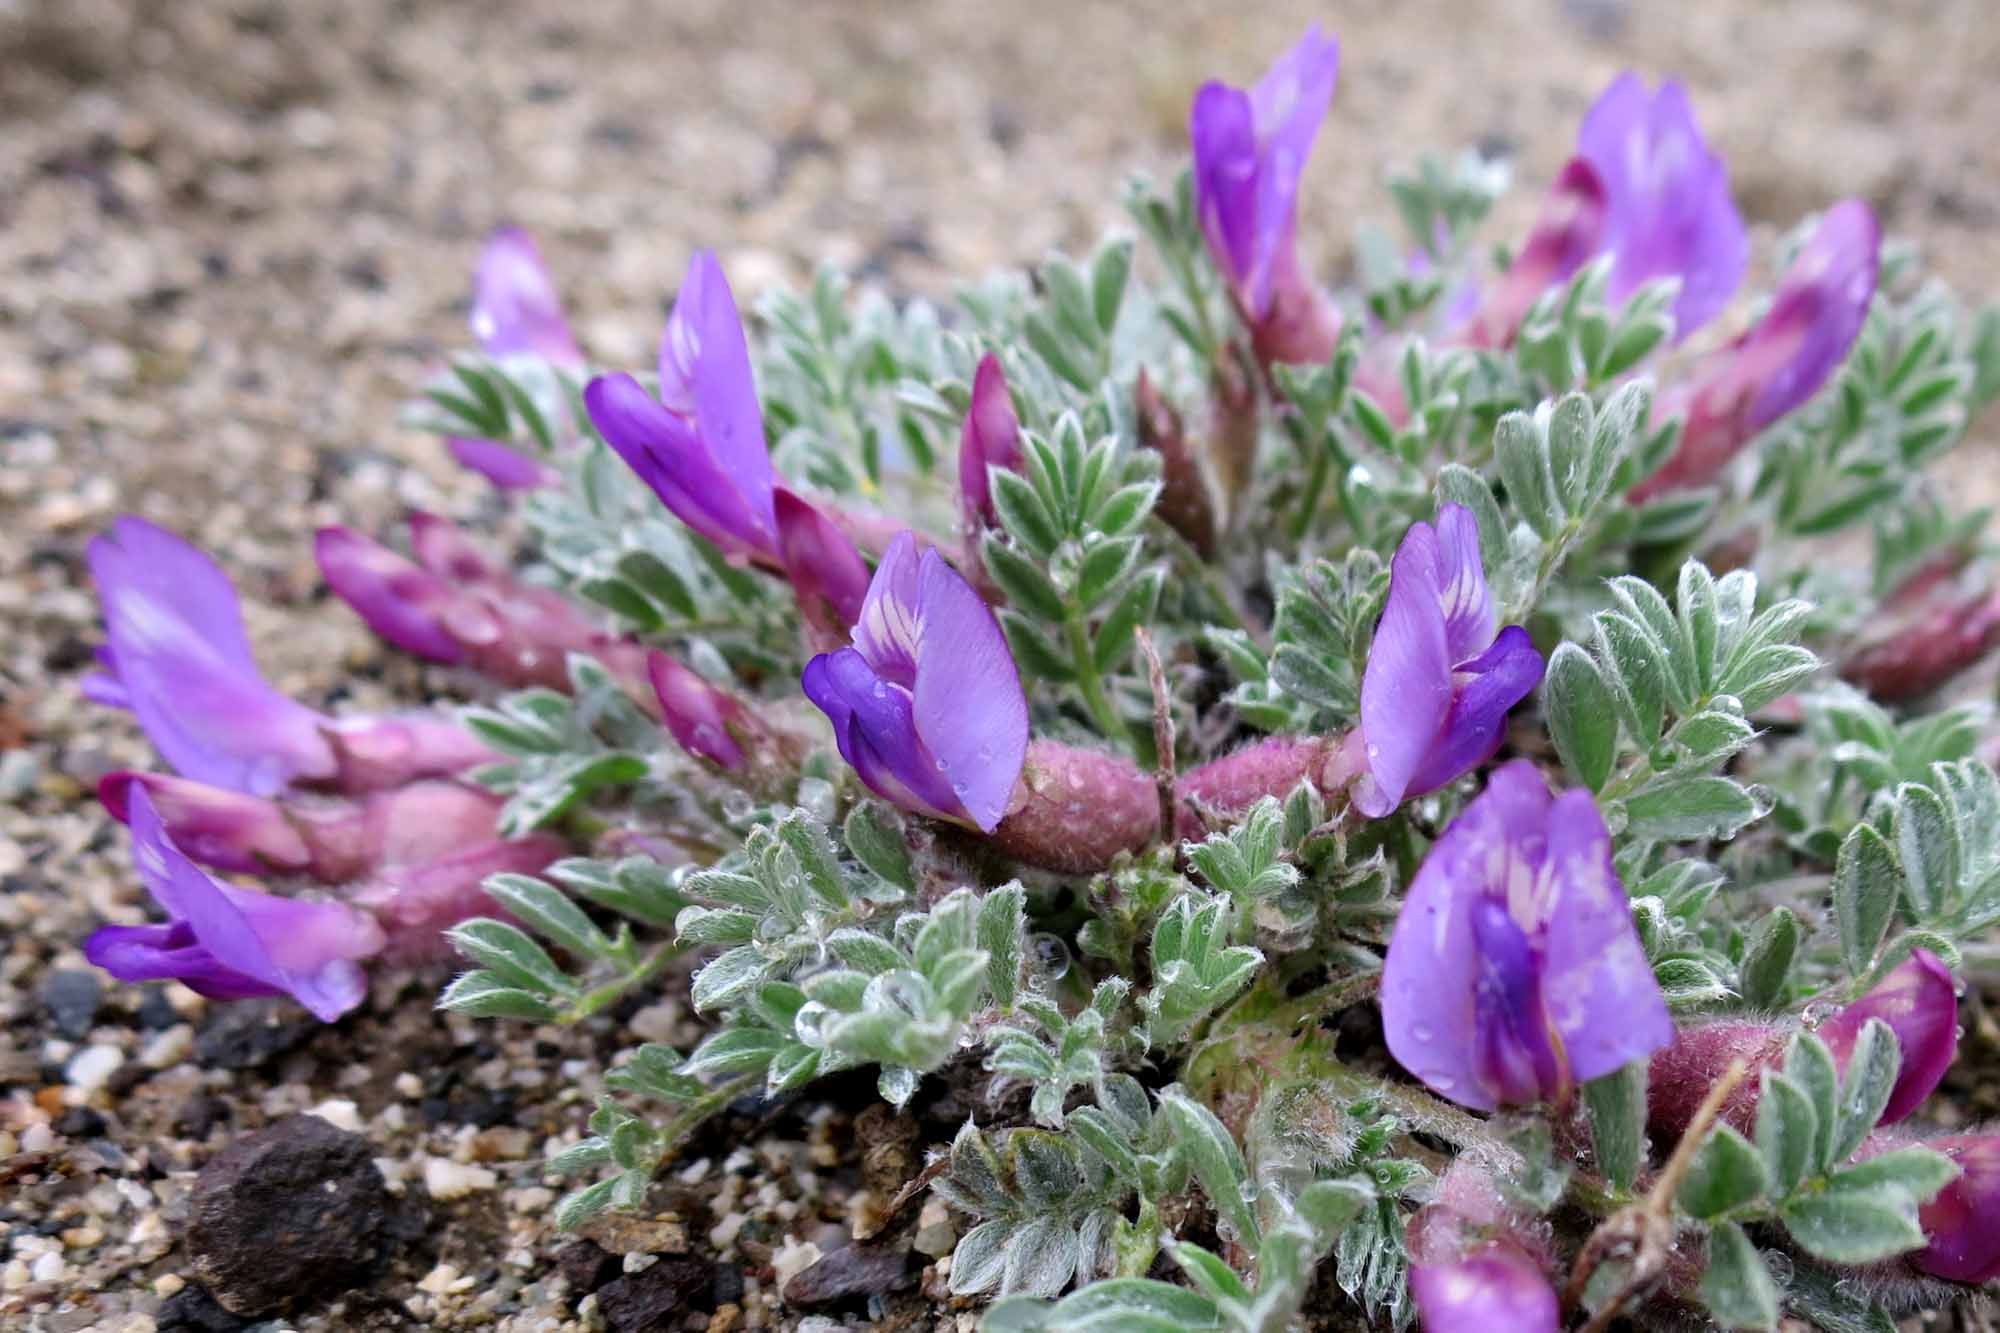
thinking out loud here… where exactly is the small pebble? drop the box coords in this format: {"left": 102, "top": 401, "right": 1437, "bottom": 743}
{"left": 914, "top": 1199, "right": 957, "bottom": 1258}
{"left": 770, "top": 1237, "right": 822, "bottom": 1290}
{"left": 152, "top": 1274, "right": 186, "bottom": 1298}
{"left": 309, "top": 1098, "right": 363, "bottom": 1133}
{"left": 67, "top": 1043, "right": 125, "bottom": 1093}
{"left": 31, "top": 1251, "right": 65, "bottom": 1283}
{"left": 424, "top": 1157, "right": 498, "bottom": 1200}
{"left": 139, "top": 1024, "right": 194, "bottom": 1069}
{"left": 40, "top": 970, "right": 104, "bottom": 1041}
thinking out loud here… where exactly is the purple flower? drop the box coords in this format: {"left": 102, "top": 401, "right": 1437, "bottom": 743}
{"left": 1631, "top": 200, "right": 1880, "bottom": 501}
{"left": 1409, "top": 1244, "right": 1558, "bottom": 1333}
{"left": 87, "top": 516, "right": 337, "bottom": 797}
{"left": 1382, "top": 760, "right": 1673, "bottom": 1110}
{"left": 316, "top": 514, "right": 649, "bottom": 695}
{"left": 585, "top": 251, "right": 778, "bottom": 564}
{"left": 775, "top": 488, "right": 872, "bottom": 650}
{"left": 447, "top": 436, "right": 558, "bottom": 491}
{"left": 1910, "top": 1135, "right": 2000, "bottom": 1283}
{"left": 1190, "top": 26, "right": 1344, "bottom": 366}
{"left": 471, "top": 227, "right": 581, "bottom": 365}
{"left": 83, "top": 785, "right": 383, "bottom": 1021}
{"left": 1815, "top": 949, "right": 1960, "bottom": 1124}
{"left": 802, "top": 532, "right": 1028, "bottom": 832}
{"left": 1466, "top": 158, "right": 1609, "bottom": 349}
{"left": 958, "top": 353, "right": 1024, "bottom": 531}
{"left": 1354, "top": 505, "right": 1545, "bottom": 817}
{"left": 451, "top": 229, "right": 580, "bottom": 489}
{"left": 1576, "top": 73, "right": 1748, "bottom": 338}
{"left": 1408, "top": 1165, "right": 1559, "bottom": 1333}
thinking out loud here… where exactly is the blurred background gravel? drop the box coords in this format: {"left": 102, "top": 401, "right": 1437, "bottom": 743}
{"left": 2, "top": 1, "right": 1996, "bottom": 1328}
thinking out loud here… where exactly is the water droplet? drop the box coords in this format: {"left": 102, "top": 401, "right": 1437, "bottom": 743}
{"left": 1412, "top": 1025, "right": 1435, "bottom": 1043}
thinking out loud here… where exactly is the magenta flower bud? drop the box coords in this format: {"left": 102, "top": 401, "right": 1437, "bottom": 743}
{"left": 585, "top": 251, "right": 779, "bottom": 565}
{"left": 649, "top": 650, "right": 751, "bottom": 770}
{"left": 958, "top": 353, "right": 1024, "bottom": 532}
{"left": 1575, "top": 73, "right": 1748, "bottom": 339}
{"left": 1842, "top": 579, "right": 2000, "bottom": 701}
{"left": 1135, "top": 369, "right": 1219, "bottom": 558}
{"left": 1650, "top": 950, "right": 1959, "bottom": 1139}
{"left": 1190, "top": 26, "right": 1344, "bottom": 366}
{"left": 774, "top": 488, "right": 872, "bottom": 650}
{"left": 83, "top": 786, "right": 383, "bottom": 1022}
{"left": 803, "top": 532, "right": 1028, "bottom": 832}
{"left": 98, "top": 772, "right": 312, "bottom": 876}
{"left": 1355, "top": 505, "right": 1545, "bottom": 817}
{"left": 1631, "top": 200, "right": 1880, "bottom": 502}
{"left": 1466, "top": 158, "right": 1609, "bottom": 349}
{"left": 1383, "top": 761, "right": 1672, "bottom": 1110}
{"left": 1408, "top": 1165, "right": 1560, "bottom": 1333}
{"left": 87, "top": 516, "right": 338, "bottom": 796}
{"left": 471, "top": 226, "right": 581, "bottom": 365}
{"left": 317, "top": 517, "right": 647, "bottom": 695}
{"left": 314, "top": 523, "right": 466, "bottom": 664}
{"left": 1908, "top": 1135, "right": 2000, "bottom": 1283}
{"left": 1816, "top": 949, "right": 1959, "bottom": 1124}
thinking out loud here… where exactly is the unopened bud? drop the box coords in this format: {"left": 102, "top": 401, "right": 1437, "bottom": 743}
{"left": 1136, "top": 370, "right": 1219, "bottom": 557}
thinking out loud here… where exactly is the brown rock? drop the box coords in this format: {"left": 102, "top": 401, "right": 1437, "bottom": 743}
{"left": 185, "top": 1113, "right": 392, "bottom": 1316}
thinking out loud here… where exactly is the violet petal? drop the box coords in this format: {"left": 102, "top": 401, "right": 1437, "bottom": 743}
{"left": 1356, "top": 520, "right": 1454, "bottom": 816}
{"left": 910, "top": 546, "right": 1029, "bottom": 833}
{"left": 447, "top": 436, "right": 557, "bottom": 490}
{"left": 90, "top": 516, "right": 335, "bottom": 796}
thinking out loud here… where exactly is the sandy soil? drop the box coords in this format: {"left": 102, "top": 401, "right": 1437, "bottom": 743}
{"left": 3, "top": 1, "right": 1998, "bottom": 1329}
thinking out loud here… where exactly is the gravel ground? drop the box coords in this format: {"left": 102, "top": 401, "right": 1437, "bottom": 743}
{"left": 4, "top": 1, "right": 1999, "bottom": 1329}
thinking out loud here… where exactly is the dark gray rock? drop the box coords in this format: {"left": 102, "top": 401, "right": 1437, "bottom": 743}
{"left": 594, "top": 1255, "right": 711, "bottom": 1331}
{"left": 192, "top": 999, "right": 319, "bottom": 1070}
{"left": 782, "top": 1241, "right": 911, "bottom": 1310}
{"left": 40, "top": 969, "right": 102, "bottom": 1040}
{"left": 154, "top": 1283, "right": 253, "bottom": 1331}
{"left": 185, "top": 1113, "right": 391, "bottom": 1315}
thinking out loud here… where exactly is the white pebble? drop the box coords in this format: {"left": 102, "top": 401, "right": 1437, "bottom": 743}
{"left": 308, "top": 1099, "right": 363, "bottom": 1133}
{"left": 139, "top": 1024, "right": 192, "bottom": 1070}
{"left": 21, "top": 1122, "right": 55, "bottom": 1153}
{"left": 30, "top": 1251, "right": 65, "bottom": 1283}
{"left": 417, "top": 1262, "right": 461, "bottom": 1294}
{"left": 67, "top": 1043, "right": 123, "bottom": 1092}
{"left": 394, "top": 1072, "right": 423, "bottom": 1098}
{"left": 771, "top": 1237, "right": 822, "bottom": 1290}
{"left": 423, "top": 1157, "right": 498, "bottom": 1200}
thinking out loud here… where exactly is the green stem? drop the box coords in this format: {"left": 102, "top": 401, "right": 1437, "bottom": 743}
{"left": 1066, "top": 608, "right": 1130, "bottom": 743}
{"left": 1291, "top": 434, "right": 1334, "bottom": 542}
{"left": 649, "top": 1071, "right": 761, "bottom": 1167}
{"left": 564, "top": 943, "right": 680, "bottom": 1022}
